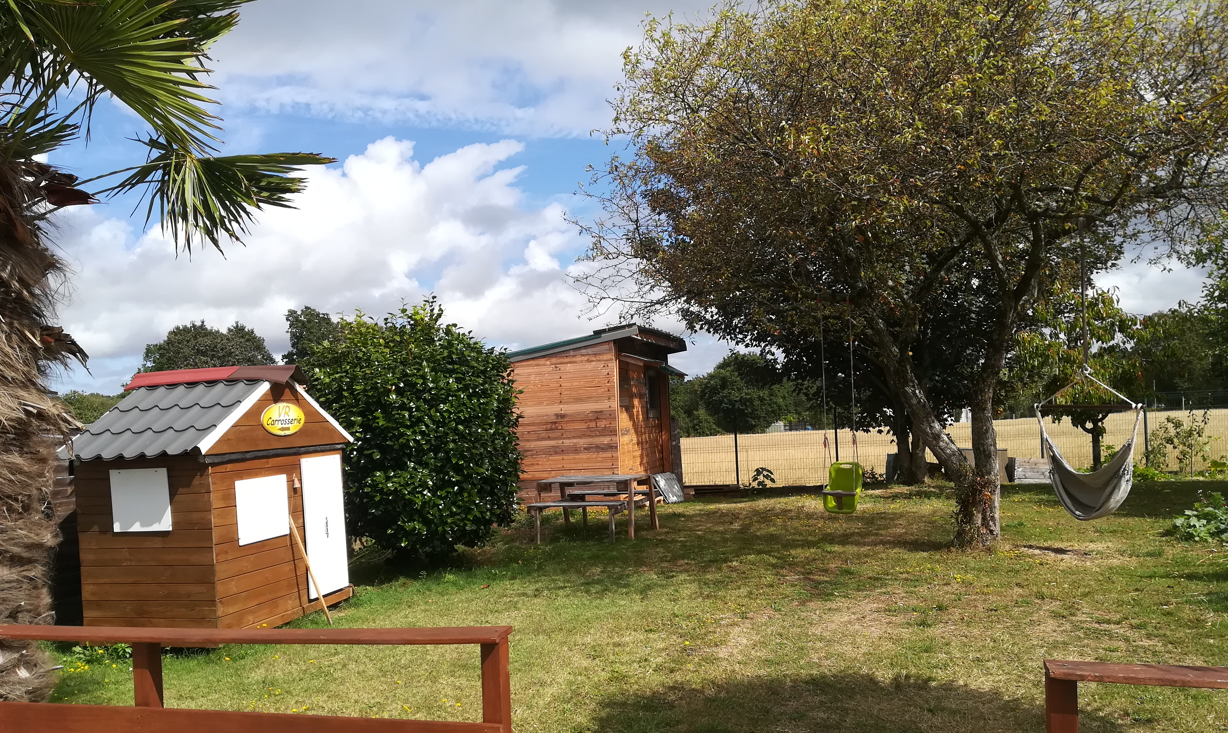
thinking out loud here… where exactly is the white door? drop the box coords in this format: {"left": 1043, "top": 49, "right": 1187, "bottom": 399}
{"left": 300, "top": 454, "right": 350, "bottom": 599}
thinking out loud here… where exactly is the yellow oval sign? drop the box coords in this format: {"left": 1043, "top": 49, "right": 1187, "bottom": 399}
{"left": 261, "top": 402, "right": 305, "bottom": 436}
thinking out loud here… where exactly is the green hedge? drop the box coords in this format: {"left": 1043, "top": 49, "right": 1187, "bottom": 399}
{"left": 309, "top": 299, "right": 522, "bottom": 562}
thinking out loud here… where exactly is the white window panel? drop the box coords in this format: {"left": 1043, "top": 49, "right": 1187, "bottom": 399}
{"left": 109, "top": 468, "right": 172, "bottom": 532}
{"left": 235, "top": 474, "right": 290, "bottom": 546}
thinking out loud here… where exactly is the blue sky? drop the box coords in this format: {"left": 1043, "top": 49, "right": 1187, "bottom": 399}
{"left": 46, "top": 0, "right": 1204, "bottom": 395}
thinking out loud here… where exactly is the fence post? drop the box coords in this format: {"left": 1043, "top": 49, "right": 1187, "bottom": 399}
{"left": 131, "top": 641, "right": 164, "bottom": 708}
{"left": 481, "top": 637, "right": 513, "bottom": 732}
{"left": 1134, "top": 407, "right": 1144, "bottom": 466}
{"left": 733, "top": 431, "right": 740, "bottom": 486}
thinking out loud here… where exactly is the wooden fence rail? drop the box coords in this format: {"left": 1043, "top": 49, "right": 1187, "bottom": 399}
{"left": 1045, "top": 659, "right": 1228, "bottom": 732}
{"left": 0, "top": 624, "right": 513, "bottom": 733}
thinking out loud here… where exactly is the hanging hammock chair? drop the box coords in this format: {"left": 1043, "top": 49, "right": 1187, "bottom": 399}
{"left": 1035, "top": 366, "right": 1143, "bottom": 521}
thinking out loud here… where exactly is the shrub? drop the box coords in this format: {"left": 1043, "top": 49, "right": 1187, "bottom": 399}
{"left": 1132, "top": 464, "right": 1167, "bottom": 482}
{"left": 1171, "top": 492, "right": 1228, "bottom": 543}
{"left": 1149, "top": 411, "right": 1217, "bottom": 476}
{"left": 309, "top": 299, "right": 522, "bottom": 563}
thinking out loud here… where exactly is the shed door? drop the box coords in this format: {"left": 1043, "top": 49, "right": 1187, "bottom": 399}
{"left": 300, "top": 454, "right": 349, "bottom": 599}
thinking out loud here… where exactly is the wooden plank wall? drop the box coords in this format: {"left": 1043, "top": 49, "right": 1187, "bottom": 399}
{"left": 617, "top": 359, "right": 671, "bottom": 476}
{"left": 512, "top": 343, "right": 619, "bottom": 500}
{"left": 75, "top": 456, "right": 218, "bottom": 628}
{"left": 209, "top": 450, "right": 349, "bottom": 629}
{"left": 205, "top": 383, "right": 346, "bottom": 456}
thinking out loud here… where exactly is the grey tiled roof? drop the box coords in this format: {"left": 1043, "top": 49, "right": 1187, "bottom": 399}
{"left": 69, "top": 380, "right": 266, "bottom": 461}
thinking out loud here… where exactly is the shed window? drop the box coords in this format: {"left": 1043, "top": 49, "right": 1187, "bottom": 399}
{"left": 109, "top": 468, "right": 172, "bottom": 532}
{"left": 235, "top": 474, "right": 290, "bottom": 546}
{"left": 646, "top": 372, "right": 660, "bottom": 415}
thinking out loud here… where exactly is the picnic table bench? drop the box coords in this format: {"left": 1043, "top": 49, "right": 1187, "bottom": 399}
{"left": 1045, "top": 659, "right": 1228, "bottom": 731}
{"left": 526, "top": 500, "right": 629, "bottom": 543}
{"left": 534, "top": 474, "right": 657, "bottom": 540}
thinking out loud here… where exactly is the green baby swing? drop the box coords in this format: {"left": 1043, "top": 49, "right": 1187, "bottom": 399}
{"left": 819, "top": 302, "right": 864, "bottom": 514}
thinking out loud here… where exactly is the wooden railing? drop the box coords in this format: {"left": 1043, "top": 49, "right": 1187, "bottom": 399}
{"left": 0, "top": 624, "right": 513, "bottom": 732}
{"left": 1045, "top": 659, "right": 1228, "bottom": 732}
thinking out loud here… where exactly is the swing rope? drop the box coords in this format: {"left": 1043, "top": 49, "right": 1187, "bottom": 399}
{"left": 848, "top": 297, "right": 859, "bottom": 465}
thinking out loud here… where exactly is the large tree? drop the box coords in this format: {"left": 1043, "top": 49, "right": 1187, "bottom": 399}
{"left": 141, "top": 321, "right": 275, "bottom": 372}
{"left": 0, "top": 0, "right": 329, "bottom": 701}
{"left": 579, "top": 0, "right": 1228, "bottom": 546}
{"left": 282, "top": 305, "right": 339, "bottom": 375}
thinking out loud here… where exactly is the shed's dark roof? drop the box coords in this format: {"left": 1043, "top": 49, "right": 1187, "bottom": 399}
{"left": 68, "top": 380, "right": 266, "bottom": 461}
{"left": 507, "top": 324, "right": 686, "bottom": 363}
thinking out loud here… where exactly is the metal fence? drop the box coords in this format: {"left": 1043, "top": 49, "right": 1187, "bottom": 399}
{"left": 679, "top": 406, "right": 1228, "bottom": 487}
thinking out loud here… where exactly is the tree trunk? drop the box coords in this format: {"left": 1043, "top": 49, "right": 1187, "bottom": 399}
{"left": 862, "top": 312, "right": 972, "bottom": 495}
{"left": 964, "top": 383, "right": 1002, "bottom": 547}
{"left": 907, "top": 415, "right": 930, "bottom": 484}
{"left": 0, "top": 164, "right": 85, "bottom": 702}
{"left": 892, "top": 408, "right": 912, "bottom": 484}
{"left": 1091, "top": 428, "right": 1102, "bottom": 470}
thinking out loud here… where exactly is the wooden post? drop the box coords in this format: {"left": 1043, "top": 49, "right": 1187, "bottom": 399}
{"left": 481, "top": 638, "right": 513, "bottom": 733}
{"left": 626, "top": 480, "right": 636, "bottom": 540}
{"left": 533, "top": 509, "right": 541, "bottom": 545}
{"left": 288, "top": 521, "right": 333, "bottom": 626}
{"left": 1045, "top": 672, "right": 1079, "bottom": 733}
{"left": 131, "top": 641, "right": 164, "bottom": 708}
{"left": 648, "top": 480, "right": 659, "bottom": 530}
{"left": 582, "top": 506, "right": 588, "bottom": 526}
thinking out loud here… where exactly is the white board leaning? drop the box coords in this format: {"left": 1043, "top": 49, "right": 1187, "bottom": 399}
{"left": 109, "top": 468, "right": 172, "bottom": 532}
{"left": 235, "top": 474, "right": 290, "bottom": 546}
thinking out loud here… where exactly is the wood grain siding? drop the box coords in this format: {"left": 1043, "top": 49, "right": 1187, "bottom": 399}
{"left": 617, "top": 358, "right": 669, "bottom": 476}
{"left": 204, "top": 383, "right": 347, "bottom": 456}
{"left": 74, "top": 456, "right": 217, "bottom": 628}
{"left": 511, "top": 343, "right": 619, "bottom": 498}
{"left": 208, "top": 451, "right": 341, "bottom": 629}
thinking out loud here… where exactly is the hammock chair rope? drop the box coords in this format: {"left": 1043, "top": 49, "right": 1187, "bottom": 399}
{"left": 1034, "top": 240, "right": 1142, "bottom": 521}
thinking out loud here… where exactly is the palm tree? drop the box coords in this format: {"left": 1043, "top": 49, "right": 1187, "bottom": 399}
{"left": 0, "top": 0, "right": 332, "bottom": 701}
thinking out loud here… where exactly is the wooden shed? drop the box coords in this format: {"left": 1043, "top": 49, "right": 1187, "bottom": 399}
{"left": 62, "top": 366, "right": 354, "bottom": 629}
{"left": 508, "top": 325, "right": 687, "bottom": 498}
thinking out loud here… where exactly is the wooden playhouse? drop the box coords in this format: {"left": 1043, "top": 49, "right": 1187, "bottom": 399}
{"left": 508, "top": 324, "right": 687, "bottom": 498}
{"left": 64, "top": 366, "right": 354, "bottom": 629}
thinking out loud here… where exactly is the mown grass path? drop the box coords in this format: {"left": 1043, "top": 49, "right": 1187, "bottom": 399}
{"left": 50, "top": 482, "right": 1228, "bottom": 732}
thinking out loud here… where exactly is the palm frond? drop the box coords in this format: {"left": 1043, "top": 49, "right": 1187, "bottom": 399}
{"left": 17, "top": 0, "right": 239, "bottom": 152}
{"left": 110, "top": 136, "right": 335, "bottom": 252}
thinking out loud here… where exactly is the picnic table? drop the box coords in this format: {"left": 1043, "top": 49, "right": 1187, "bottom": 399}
{"left": 533, "top": 473, "right": 655, "bottom": 540}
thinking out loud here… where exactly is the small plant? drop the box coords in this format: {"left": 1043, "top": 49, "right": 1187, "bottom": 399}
{"left": 1200, "top": 459, "right": 1228, "bottom": 479}
{"left": 863, "top": 466, "right": 884, "bottom": 484}
{"left": 1149, "top": 411, "right": 1217, "bottom": 476}
{"left": 743, "top": 466, "right": 776, "bottom": 495}
{"left": 1132, "top": 463, "right": 1167, "bottom": 482}
{"left": 66, "top": 643, "right": 132, "bottom": 664}
{"left": 1171, "top": 492, "right": 1228, "bottom": 543}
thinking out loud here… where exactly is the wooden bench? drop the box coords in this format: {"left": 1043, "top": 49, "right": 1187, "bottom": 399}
{"left": 0, "top": 624, "right": 512, "bottom": 732}
{"left": 525, "top": 500, "right": 628, "bottom": 543}
{"left": 1045, "top": 659, "right": 1228, "bottom": 732}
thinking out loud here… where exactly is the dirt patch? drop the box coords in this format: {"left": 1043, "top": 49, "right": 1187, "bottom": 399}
{"left": 1020, "top": 544, "right": 1093, "bottom": 557}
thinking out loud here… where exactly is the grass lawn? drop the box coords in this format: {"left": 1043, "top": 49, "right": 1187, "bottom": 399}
{"left": 49, "top": 481, "right": 1228, "bottom": 732}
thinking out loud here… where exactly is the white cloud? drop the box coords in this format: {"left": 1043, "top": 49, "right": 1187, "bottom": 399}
{"left": 210, "top": 0, "right": 716, "bottom": 135}
{"left": 1096, "top": 259, "right": 1208, "bottom": 315}
{"left": 49, "top": 137, "right": 631, "bottom": 393}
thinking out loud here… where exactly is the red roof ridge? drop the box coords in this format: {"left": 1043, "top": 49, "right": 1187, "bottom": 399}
{"left": 125, "top": 365, "right": 307, "bottom": 391}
